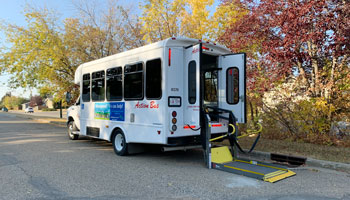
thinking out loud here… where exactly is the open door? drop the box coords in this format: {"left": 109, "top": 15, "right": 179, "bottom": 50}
{"left": 183, "top": 44, "right": 201, "bottom": 128}
{"left": 218, "top": 53, "right": 246, "bottom": 123}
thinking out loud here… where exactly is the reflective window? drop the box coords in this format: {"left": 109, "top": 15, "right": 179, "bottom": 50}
{"left": 124, "top": 63, "right": 143, "bottom": 100}
{"left": 204, "top": 71, "right": 218, "bottom": 103}
{"left": 188, "top": 61, "right": 196, "bottom": 104}
{"left": 82, "top": 74, "right": 90, "bottom": 102}
{"left": 227, "top": 67, "right": 239, "bottom": 104}
{"left": 91, "top": 70, "right": 105, "bottom": 101}
{"left": 106, "top": 67, "right": 122, "bottom": 101}
{"left": 146, "top": 59, "right": 161, "bottom": 99}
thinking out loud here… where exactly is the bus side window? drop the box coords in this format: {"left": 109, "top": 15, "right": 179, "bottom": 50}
{"left": 146, "top": 59, "right": 161, "bottom": 99}
{"left": 124, "top": 63, "right": 143, "bottom": 100}
{"left": 106, "top": 67, "right": 122, "bottom": 101}
{"left": 82, "top": 74, "right": 90, "bottom": 102}
{"left": 227, "top": 67, "right": 239, "bottom": 104}
{"left": 91, "top": 70, "right": 105, "bottom": 101}
{"left": 188, "top": 60, "right": 196, "bottom": 104}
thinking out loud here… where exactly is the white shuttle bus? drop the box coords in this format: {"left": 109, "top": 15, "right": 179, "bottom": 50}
{"left": 67, "top": 37, "right": 246, "bottom": 156}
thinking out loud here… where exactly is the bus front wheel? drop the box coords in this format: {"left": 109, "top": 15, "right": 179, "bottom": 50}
{"left": 112, "top": 130, "right": 128, "bottom": 156}
{"left": 68, "top": 121, "right": 79, "bottom": 140}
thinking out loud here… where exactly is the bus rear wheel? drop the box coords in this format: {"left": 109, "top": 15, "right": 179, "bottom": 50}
{"left": 112, "top": 130, "right": 128, "bottom": 156}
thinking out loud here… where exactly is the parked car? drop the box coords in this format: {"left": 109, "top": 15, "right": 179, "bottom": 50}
{"left": 1, "top": 107, "right": 8, "bottom": 112}
{"left": 25, "top": 107, "right": 34, "bottom": 113}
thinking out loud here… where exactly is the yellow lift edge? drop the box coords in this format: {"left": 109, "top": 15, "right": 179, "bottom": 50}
{"left": 211, "top": 146, "right": 295, "bottom": 183}
{"left": 204, "top": 106, "right": 296, "bottom": 183}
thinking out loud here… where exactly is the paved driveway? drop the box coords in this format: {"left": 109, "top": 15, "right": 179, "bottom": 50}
{"left": 0, "top": 112, "right": 349, "bottom": 200}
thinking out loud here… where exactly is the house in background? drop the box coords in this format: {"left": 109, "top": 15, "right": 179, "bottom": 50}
{"left": 22, "top": 102, "right": 30, "bottom": 111}
{"left": 44, "top": 98, "right": 54, "bottom": 109}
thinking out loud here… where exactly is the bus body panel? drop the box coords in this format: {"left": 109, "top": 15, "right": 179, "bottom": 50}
{"left": 67, "top": 37, "right": 246, "bottom": 147}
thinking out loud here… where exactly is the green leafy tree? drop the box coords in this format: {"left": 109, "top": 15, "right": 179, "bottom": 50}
{"left": 0, "top": 1, "right": 144, "bottom": 100}
{"left": 140, "top": 0, "right": 246, "bottom": 42}
{"left": 2, "top": 95, "right": 27, "bottom": 110}
{"left": 140, "top": 0, "right": 186, "bottom": 43}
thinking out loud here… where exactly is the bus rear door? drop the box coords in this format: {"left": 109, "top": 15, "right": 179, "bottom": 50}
{"left": 218, "top": 53, "right": 246, "bottom": 123}
{"left": 183, "top": 44, "right": 201, "bottom": 129}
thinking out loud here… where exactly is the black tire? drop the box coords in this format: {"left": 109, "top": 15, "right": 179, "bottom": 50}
{"left": 67, "top": 121, "right": 79, "bottom": 140}
{"left": 112, "top": 129, "right": 128, "bottom": 156}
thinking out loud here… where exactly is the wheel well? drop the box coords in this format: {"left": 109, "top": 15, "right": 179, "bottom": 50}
{"left": 110, "top": 127, "right": 123, "bottom": 142}
{"left": 67, "top": 117, "right": 74, "bottom": 126}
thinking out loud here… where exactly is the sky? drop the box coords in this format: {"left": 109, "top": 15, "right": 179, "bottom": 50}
{"left": 0, "top": 0, "right": 78, "bottom": 98}
{"left": 0, "top": 0, "right": 220, "bottom": 99}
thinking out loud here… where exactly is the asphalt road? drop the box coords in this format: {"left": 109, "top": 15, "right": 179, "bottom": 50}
{"left": 0, "top": 112, "right": 350, "bottom": 200}
{"left": 9, "top": 110, "right": 67, "bottom": 119}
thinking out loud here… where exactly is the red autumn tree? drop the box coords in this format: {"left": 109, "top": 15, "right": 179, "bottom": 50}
{"left": 29, "top": 95, "right": 44, "bottom": 107}
{"left": 220, "top": 0, "right": 350, "bottom": 98}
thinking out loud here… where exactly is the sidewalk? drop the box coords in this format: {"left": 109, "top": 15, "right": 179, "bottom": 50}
{"left": 240, "top": 149, "right": 350, "bottom": 173}
{"left": 8, "top": 110, "right": 67, "bottom": 126}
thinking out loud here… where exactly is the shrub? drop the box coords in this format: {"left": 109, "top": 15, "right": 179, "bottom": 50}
{"left": 261, "top": 97, "right": 338, "bottom": 145}
{"left": 42, "top": 108, "right": 57, "bottom": 111}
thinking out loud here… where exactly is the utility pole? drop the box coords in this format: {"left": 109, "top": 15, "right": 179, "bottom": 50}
{"left": 59, "top": 100, "right": 62, "bottom": 118}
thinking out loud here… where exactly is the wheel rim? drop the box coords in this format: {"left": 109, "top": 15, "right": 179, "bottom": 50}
{"left": 68, "top": 122, "right": 74, "bottom": 138}
{"left": 115, "top": 134, "right": 124, "bottom": 151}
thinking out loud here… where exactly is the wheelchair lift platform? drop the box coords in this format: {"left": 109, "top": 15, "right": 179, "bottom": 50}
{"left": 210, "top": 146, "right": 296, "bottom": 183}
{"left": 204, "top": 106, "right": 296, "bottom": 183}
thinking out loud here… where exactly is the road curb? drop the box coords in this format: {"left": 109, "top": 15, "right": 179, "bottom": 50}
{"left": 6, "top": 112, "right": 67, "bottom": 127}
{"left": 241, "top": 149, "right": 350, "bottom": 173}
{"left": 33, "top": 118, "right": 67, "bottom": 126}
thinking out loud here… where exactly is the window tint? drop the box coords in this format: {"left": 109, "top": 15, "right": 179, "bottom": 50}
{"left": 188, "top": 61, "right": 196, "bottom": 104}
{"left": 82, "top": 74, "right": 90, "bottom": 102}
{"left": 91, "top": 70, "right": 105, "bottom": 101}
{"left": 124, "top": 63, "right": 143, "bottom": 100}
{"left": 227, "top": 67, "right": 239, "bottom": 104}
{"left": 146, "top": 59, "right": 161, "bottom": 99}
{"left": 106, "top": 67, "right": 122, "bottom": 101}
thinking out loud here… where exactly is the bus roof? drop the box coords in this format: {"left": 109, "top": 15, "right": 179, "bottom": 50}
{"left": 74, "top": 37, "right": 231, "bottom": 84}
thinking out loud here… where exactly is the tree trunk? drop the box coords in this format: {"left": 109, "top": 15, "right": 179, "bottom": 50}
{"left": 312, "top": 58, "right": 320, "bottom": 96}
{"left": 296, "top": 61, "right": 309, "bottom": 89}
{"left": 250, "top": 100, "right": 254, "bottom": 122}
{"left": 329, "top": 55, "right": 337, "bottom": 99}
{"left": 307, "top": 41, "right": 320, "bottom": 96}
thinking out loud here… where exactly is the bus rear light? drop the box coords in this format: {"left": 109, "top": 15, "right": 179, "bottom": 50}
{"left": 172, "top": 118, "right": 177, "bottom": 124}
{"left": 168, "top": 48, "right": 171, "bottom": 66}
{"left": 157, "top": 131, "right": 161, "bottom": 135}
{"left": 172, "top": 125, "right": 177, "bottom": 131}
{"left": 171, "top": 131, "right": 174, "bottom": 135}
{"left": 172, "top": 111, "right": 177, "bottom": 117}
{"left": 211, "top": 124, "right": 222, "bottom": 127}
{"left": 184, "top": 125, "right": 196, "bottom": 129}
{"left": 202, "top": 46, "right": 209, "bottom": 50}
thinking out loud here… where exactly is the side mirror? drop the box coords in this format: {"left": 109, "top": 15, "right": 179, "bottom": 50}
{"left": 65, "top": 92, "right": 72, "bottom": 103}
